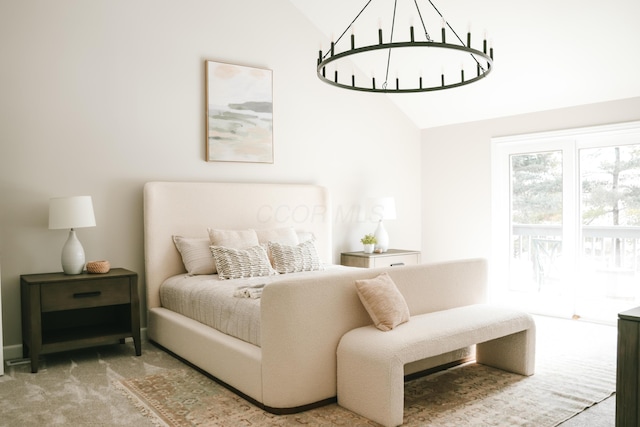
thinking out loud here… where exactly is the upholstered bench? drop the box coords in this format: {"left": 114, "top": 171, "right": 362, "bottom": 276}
{"left": 337, "top": 304, "right": 536, "bottom": 427}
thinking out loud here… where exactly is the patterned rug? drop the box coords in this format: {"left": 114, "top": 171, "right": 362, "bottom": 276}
{"left": 117, "top": 317, "right": 617, "bottom": 426}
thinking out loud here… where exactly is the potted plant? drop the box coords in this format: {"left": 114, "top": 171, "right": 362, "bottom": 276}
{"left": 360, "top": 233, "right": 377, "bottom": 254}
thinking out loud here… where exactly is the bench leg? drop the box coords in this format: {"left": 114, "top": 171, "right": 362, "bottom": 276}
{"left": 476, "top": 327, "right": 536, "bottom": 376}
{"left": 338, "top": 351, "right": 405, "bottom": 427}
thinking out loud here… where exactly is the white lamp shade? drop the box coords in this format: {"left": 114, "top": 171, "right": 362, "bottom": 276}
{"left": 369, "top": 197, "right": 397, "bottom": 221}
{"left": 49, "top": 196, "right": 96, "bottom": 229}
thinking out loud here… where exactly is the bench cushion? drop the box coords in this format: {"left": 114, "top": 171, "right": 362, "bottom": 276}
{"left": 341, "top": 304, "right": 534, "bottom": 363}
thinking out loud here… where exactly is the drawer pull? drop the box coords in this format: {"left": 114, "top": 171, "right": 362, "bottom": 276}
{"left": 390, "top": 262, "right": 405, "bottom": 267}
{"left": 73, "top": 291, "right": 102, "bottom": 299}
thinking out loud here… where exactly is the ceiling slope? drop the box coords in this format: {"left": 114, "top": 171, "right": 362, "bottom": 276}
{"left": 289, "top": 0, "right": 640, "bottom": 129}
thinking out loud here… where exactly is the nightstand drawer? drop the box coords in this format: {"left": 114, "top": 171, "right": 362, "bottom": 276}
{"left": 341, "top": 249, "right": 421, "bottom": 269}
{"left": 371, "top": 254, "right": 420, "bottom": 268}
{"left": 41, "top": 278, "right": 130, "bottom": 312}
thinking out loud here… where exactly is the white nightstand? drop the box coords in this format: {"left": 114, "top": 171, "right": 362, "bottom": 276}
{"left": 340, "top": 249, "right": 421, "bottom": 268}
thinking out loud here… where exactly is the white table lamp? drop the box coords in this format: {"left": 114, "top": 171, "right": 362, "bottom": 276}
{"left": 49, "top": 196, "right": 96, "bottom": 275}
{"left": 371, "top": 197, "right": 396, "bottom": 253}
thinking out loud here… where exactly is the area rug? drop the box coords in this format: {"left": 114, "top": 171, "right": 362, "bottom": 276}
{"left": 117, "top": 317, "right": 617, "bottom": 426}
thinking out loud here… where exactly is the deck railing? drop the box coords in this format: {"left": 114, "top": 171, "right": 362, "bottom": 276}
{"left": 512, "top": 224, "right": 640, "bottom": 272}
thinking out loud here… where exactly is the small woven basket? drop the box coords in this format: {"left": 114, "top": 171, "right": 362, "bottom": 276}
{"left": 86, "top": 260, "right": 110, "bottom": 274}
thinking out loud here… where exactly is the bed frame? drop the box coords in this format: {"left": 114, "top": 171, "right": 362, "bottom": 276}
{"left": 143, "top": 181, "right": 481, "bottom": 413}
{"left": 143, "top": 181, "right": 339, "bottom": 411}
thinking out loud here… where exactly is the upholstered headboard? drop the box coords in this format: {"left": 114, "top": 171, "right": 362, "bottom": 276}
{"left": 143, "top": 181, "right": 332, "bottom": 309}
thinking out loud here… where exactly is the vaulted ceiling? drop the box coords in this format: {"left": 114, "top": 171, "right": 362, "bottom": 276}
{"left": 289, "top": 0, "right": 640, "bottom": 129}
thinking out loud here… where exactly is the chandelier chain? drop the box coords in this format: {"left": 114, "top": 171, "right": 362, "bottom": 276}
{"left": 413, "top": 0, "right": 432, "bottom": 42}
{"left": 426, "top": 0, "right": 485, "bottom": 72}
{"left": 384, "top": 0, "right": 399, "bottom": 87}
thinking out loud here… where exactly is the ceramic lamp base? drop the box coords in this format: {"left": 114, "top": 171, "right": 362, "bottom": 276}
{"left": 374, "top": 220, "right": 389, "bottom": 253}
{"left": 61, "top": 229, "right": 86, "bottom": 275}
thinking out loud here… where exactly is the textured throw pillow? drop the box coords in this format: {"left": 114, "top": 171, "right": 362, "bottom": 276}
{"left": 268, "top": 239, "right": 322, "bottom": 274}
{"left": 207, "top": 228, "right": 259, "bottom": 249}
{"left": 210, "top": 245, "right": 276, "bottom": 280}
{"left": 354, "top": 272, "right": 410, "bottom": 331}
{"left": 172, "top": 236, "right": 216, "bottom": 275}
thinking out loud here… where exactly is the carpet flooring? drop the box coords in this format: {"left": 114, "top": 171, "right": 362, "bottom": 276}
{"left": 0, "top": 315, "right": 617, "bottom": 426}
{"left": 118, "top": 315, "right": 616, "bottom": 427}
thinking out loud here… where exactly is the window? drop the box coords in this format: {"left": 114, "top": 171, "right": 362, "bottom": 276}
{"left": 492, "top": 121, "right": 640, "bottom": 323}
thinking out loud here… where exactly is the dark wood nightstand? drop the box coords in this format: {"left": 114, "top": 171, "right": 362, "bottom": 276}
{"left": 616, "top": 306, "right": 640, "bottom": 427}
{"left": 20, "top": 268, "right": 141, "bottom": 373}
{"left": 341, "top": 249, "right": 421, "bottom": 268}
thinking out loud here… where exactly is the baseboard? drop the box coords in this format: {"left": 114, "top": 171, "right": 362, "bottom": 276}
{"left": 3, "top": 343, "right": 23, "bottom": 363}
{"left": 3, "top": 327, "right": 148, "bottom": 366}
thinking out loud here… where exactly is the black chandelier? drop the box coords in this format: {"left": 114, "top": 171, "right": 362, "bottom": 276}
{"left": 316, "top": 0, "right": 494, "bottom": 93}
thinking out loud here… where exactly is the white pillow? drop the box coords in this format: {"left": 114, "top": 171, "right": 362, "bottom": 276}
{"left": 268, "top": 239, "right": 322, "bottom": 274}
{"left": 172, "top": 236, "right": 216, "bottom": 275}
{"left": 255, "top": 227, "right": 299, "bottom": 246}
{"left": 207, "top": 228, "right": 259, "bottom": 249}
{"left": 296, "top": 231, "right": 315, "bottom": 243}
{"left": 210, "top": 245, "right": 276, "bottom": 280}
{"left": 255, "top": 227, "right": 299, "bottom": 265}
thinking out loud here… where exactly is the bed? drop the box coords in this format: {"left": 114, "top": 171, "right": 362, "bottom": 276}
{"left": 143, "top": 181, "right": 486, "bottom": 413}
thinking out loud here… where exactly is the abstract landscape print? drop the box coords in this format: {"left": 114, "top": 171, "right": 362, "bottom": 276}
{"left": 206, "top": 61, "right": 273, "bottom": 163}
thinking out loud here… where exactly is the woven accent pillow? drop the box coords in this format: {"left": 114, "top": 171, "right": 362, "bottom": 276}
{"left": 355, "top": 272, "right": 410, "bottom": 331}
{"left": 173, "top": 236, "right": 216, "bottom": 275}
{"left": 210, "top": 245, "right": 276, "bottom": 280}
{"left": 268, "top": 239, "right": 322, "bottom": 274}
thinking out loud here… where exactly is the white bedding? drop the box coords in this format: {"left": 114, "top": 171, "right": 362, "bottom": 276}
{"left": 160, "top": 265, "right": 350, "bottom": 347}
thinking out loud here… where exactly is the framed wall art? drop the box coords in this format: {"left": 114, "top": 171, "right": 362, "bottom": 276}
{"left": 205, "top": 60, "right": 274, "bottom": 163}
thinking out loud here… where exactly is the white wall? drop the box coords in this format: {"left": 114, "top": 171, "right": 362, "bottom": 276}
{"left": 421, "top": 96, "right": 640, "bottom": 264}
{"left": 0, "top": 0, "right": 421, "bottom": 351}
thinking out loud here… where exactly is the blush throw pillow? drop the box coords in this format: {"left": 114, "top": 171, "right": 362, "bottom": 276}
{"left": 173, "top": 236, "right": 216, "bottom": 275}
{"left": 354, "top": 272, "right": 410, "bottom": 331}
{"left": 210, "top": 245, "right": 276, "bottom": 280}
{"left": 268, "top": 239, "right": 322, "bottom": 273}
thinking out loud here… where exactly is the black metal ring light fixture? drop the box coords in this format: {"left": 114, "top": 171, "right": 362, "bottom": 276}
{"left": 316, "top": 0, "right": 494, "bottom": 93}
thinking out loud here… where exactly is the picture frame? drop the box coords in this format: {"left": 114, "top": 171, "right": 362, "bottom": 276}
{"left": 205, "top": 60, "right": 274, "bottom": 163}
